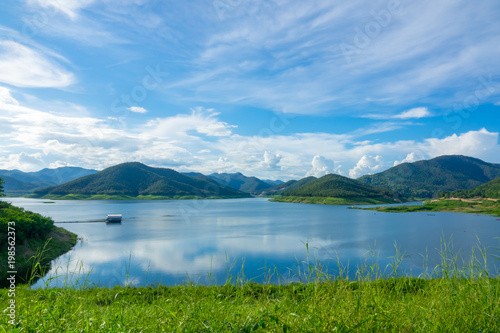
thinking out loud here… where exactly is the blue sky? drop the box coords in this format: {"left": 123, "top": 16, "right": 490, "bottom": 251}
{"left": 0, "top": 0, "right": 499, "bottom": 180}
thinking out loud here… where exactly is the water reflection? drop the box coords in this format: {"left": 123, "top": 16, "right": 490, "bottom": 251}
{"left": 2, "top": 198, "right": 498, "bottom": 288}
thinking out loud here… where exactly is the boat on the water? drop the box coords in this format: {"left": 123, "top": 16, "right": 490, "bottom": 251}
{"left": 106, "top": 214, "right": 122, "bottom": 223}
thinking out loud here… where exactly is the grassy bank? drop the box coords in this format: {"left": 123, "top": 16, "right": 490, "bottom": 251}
{"left": 0, "top": 201, "right": 78, "bottom": 287}
{"left": 27, "top": 193, "right": 251, "bottom": 200}
{"left": 270, "top": 195, "right": 397, "bottom": 205}
{"left": 354, "top": 198, "right": 500, "bottom": 217}
{"left": 1, "top": 277, "right": 498, "bottom": 332}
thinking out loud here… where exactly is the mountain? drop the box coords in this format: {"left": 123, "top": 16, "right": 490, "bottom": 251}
{"left": 262, "top": 177, "right": 316, "bottom": 195}
{"left": 284, "top": 174, "right": 396, "bottom": 199}
{"left": 358, "top": 155, "right": 500, "bottom": 198}
{"left": 33, "top": 162, "right": 249, "bottom": 198}
{"left": 0, "top": 167, "right": 97, "bottom": 195}
{"left": 208, "top": 172, "right": 274, "bottom": 194}
{"left": 442, "top": 177, "right": 500, "bottom": 199}
{"left": 263, "top": 179, "right": 284, "bottom": 186}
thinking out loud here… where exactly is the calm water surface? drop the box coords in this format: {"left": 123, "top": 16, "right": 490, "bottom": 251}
{"left": 4, "top": 198, "right": 499, "bottom": 288}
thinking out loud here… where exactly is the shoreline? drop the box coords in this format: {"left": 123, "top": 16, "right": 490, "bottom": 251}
{"left": 269, "top": 195, "right": 399, "bottom": 206}
{"left": 353, "top": 197, "right": 500, "bottom": 217}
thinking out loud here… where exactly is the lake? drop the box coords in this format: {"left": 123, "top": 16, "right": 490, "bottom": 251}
{"left": 4, "top": 197, "right": 499, "bottom": 288}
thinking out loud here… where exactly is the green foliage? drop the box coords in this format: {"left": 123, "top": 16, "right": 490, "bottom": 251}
{"left": 0, "top": 201, "right": 54, "bottom": 248}
{"left": 358, "top": 198, "right": 500, "bottom": 217}
{"left": 263, "top": 176, "right": 316, "bottom": 195}
{"left": 283, "top": 174, "right": 396, "bottom": 200}
{"left": 442, "top": 177, "right": 500, "bottom": 199}
{"left": 0, "top": 202, "right": 77, "bottom": 286}
{"left": 271, "top": 195, "right": 395, "bottom": 205}
{"left": 209, "top": 172, "right": 274, "bottom": 194}
{"left": 33, "top": 162, "right": 250, "bottom": 199}
{"left": 358, "top": 155, "right": 500, "bottom": 199}
{"left": 0, "top": 176, "right": 4, "bottom": 197}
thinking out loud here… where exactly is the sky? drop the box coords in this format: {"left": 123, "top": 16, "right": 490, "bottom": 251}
{"left": 0, "top": 0, "right": 499, "bottom": 180}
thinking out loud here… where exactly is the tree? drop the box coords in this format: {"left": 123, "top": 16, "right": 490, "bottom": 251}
{"left": 0, "top": 176, "right": 4, "bottom": 197}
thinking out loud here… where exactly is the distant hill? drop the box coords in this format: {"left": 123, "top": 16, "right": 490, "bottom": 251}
{"left": 284, "top": 174, "right": 396, "bottom": 199}
{"left": 358, "top": 155, "right": 500, "bottom": 199}
{"left": 442, "top": 177, "right": 500, "bottom": 199}
{"left": 33, "top": 162, "right": 248, "bottom": 198}
{"left": 0, "top": 167, "right": 97, "bottom": 195}
{"left": 262, "top": 177, "right": 316, "bottom": 195}
{"left": 262, "top": 179, "right": 284, "bottom": 186}
{"left": 208, "top": 172, "right": 274, "bottom": 194}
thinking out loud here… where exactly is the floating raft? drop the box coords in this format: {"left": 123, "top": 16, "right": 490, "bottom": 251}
{"left": 106, "top": 214, "right": 122, "bottom": 223}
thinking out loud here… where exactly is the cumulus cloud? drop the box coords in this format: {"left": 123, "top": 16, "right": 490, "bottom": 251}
{"left": 393, "top": 152, "right": 425, "bottom": 166}
{"left": 424, "top": 128, "right": 500, "bottom": 161}
{"left": 260, "top": 151, "right": 282, "bottom": 170}
{"left": 6, "top": 152, "right": 45, "bottom": 171}
{"left": 306, "top": 155, "right": 332, "bottom": 177}
{"left": 127, "top": 106, "right": 148, "bottom": 113}
{"left": 0, "top": 41, "right": 75, "bottom": 88}
{"left": 1, "top": 86, "right": 499, "bottom": 179}
{"left": 349, "top": 155, "right": 384, "bottom": 179}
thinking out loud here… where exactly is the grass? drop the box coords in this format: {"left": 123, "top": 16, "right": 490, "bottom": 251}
{"left": 2, "top": 239, "right": 499, "bottom": 332}
{"left": 354, "top": 198, "right": 500, "bottom": 217}
{"left": 270, "top": 195, "right": 397, "bottom": 205}
{"left": 0, "top": 227, "right": 77, "bottom": 287}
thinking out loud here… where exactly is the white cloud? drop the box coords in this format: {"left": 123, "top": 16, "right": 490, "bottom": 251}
{"left": 362, "top": 107, "right": 433, "bottom": 120}
{"left": 1, "top": 86, "right": 499, "bottom": 179}
{"left": 26, "top": 0, "right": 97, "bottom": 19}
{"left": 393, "top": 152, "right": 424, "bottom": 166}
{"left": 0, "top": 41, "right": 75, "bottom": 88}
{"left": 6, "top": 152, "right": 45, "bottom": 171}
{"left": 128, "top": 106, "right": 148, "bottom": 113}
{"left": 349, "top": 155, "right": 384, "bottom": 179}
{"left": 156, "top": 0, "right": 500, "bottom": 116}
{"left": 0, "top": 86, "right": 19, "bottom": 105}
{"left": 306, "top": 155, "right": 332, "bottom": 177}
{"left": 394, "top": 107, "right": 433, "bottom": 119}
{"left": 424, "top": 128, "right": 500, "bottom": 161}
{"left": 260, "top": 151, "right": 282, "bottom": 170}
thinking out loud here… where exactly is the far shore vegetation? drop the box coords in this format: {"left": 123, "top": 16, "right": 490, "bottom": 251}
{"left": 269, "top": 195, "right": 398, "bottom": 205}
{"left": 353, "top": 197, "right": 500, "bottom": 217}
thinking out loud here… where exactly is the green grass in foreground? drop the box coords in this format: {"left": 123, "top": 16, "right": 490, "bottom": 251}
{"left": 355, "top": 198, "right": 500, "bottom": 217}
{"left": 2, "top": 277, "right": 499, "bottom": 332}
{"left": 270, "top": 195, "right": 397, "bottom": 205}
{"left": 27, "top": 193, "right": 250, "bottom": 200}
{"left": 2, "top": 240, "right": 499, "bottom": 332}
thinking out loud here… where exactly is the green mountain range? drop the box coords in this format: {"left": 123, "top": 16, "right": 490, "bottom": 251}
{"left": 262, "top": 177, "right": 317, "bottom": 195}
{"left": 284, "top": 174, "right": 396, "bottom": 199}
{"left": 357, "top": 155, "right": 500, "bottom": 198}
{"left": 0, "top": 167, "right": 97, "bottom": 195}
{"left": 33, "top": 162, "right": 249, "bottom": 199}
{"left": 208, "top": 172, "right": 274, "bottom": 194}
{"left": 442, "top": 177, "right": 500, "bottom": 199}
